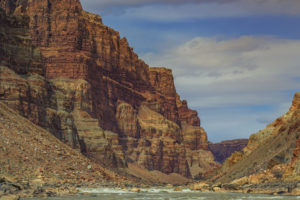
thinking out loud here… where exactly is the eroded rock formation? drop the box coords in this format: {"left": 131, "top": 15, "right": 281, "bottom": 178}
{"left": 0, "top": 0, "right": 218, "bottom": 178}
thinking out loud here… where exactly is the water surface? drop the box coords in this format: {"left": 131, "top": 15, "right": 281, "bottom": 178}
{"left": 22, "top": 188, "right": 300, "bottom": 200}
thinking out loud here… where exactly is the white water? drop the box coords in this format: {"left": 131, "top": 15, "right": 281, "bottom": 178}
{"left": 79, "top": 187, "right": 200, "bottom": 194}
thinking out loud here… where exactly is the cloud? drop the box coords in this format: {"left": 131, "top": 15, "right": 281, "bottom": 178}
{"left": 81, "top": 0, "right": 300, "bottom": 18}
{"left": 141, "top": 35, "right": 300, "bottom": 141}
{"left": 81, "top": 0, "right": 236, "bottom": 10}
{"left": 142, "top": 36, "right": 300, "bottom": 109}
{"left": 143, "top": 35, "right": 300, "bottom": 142}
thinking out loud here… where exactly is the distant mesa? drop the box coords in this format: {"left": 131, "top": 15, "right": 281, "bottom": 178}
{"left": 208, "top": 139, "right": 248, "bottom": 163}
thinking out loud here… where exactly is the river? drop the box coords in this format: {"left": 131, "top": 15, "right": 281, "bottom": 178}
{"left": 21, "top": 188, "right": 300, "bottom": 200}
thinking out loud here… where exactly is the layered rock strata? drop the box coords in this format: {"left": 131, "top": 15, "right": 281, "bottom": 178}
{"left": 0, "top": 8, "right": 43, "bottom": 75}
{"left": 0, "top": 0, "right": 217, "bottom": 178}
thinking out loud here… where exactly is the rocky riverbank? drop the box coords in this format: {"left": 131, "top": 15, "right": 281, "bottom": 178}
{"left": 0, "top": 177, "right": 80, "bottom": 199}
{"left": 0, "top": 102, "right": 126, "bottom": 200}
{"left": 2, "top": 175, "right": 300, "bottom": 199}
{"left": 189, "top": 181, "right": 300, "bottom": 196}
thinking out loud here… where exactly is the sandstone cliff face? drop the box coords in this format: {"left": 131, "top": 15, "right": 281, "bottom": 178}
{"left": 216, "top": 93, "right": 300, "bottom": 184}
{"left": 0, "top": 8, "right": 43, "bottom": 75}
{"left": 0, "top": 0, "right": 217, "bottom": 178}
{"left": 283, "top": 93, "right": 300, "bottom": 182}
{"left": 209, "top": 139, "right": 248, "bottom": 163}
{"left": 0, "top": 65, "right": 90, "bottom": 150}
{"left": 0, "top": 9, "right": 81, "bottom": 149}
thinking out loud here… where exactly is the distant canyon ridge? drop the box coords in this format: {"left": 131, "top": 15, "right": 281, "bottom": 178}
{"left": 209, "top": 139, "right": 248, "bottom": 163}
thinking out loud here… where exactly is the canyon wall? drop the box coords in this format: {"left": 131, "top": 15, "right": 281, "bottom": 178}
{"left": 216, "top": 93, "right": 300, "bottom": 184}
{"left": 0, "top": 0, "right": 218, "bottom": 178}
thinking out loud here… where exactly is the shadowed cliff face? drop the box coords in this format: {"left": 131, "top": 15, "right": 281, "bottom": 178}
{"left": 209, "top": 139, "right": 248, "bottom": 163}
{"left": 216, "top": 93, "right": 300, "bottom": 184}
{"left": 0, "top": 0, "right": 218, "bottom": 178}
{"left": 0, "top": 8, "right": 43, "bottom": 75}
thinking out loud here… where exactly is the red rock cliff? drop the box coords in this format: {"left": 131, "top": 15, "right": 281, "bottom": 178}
{"left": 0, "top": 0, "right": 218, "bottom": 178}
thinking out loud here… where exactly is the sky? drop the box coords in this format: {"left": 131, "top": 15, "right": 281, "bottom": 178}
{"left": 81, "top": 0, "right": 300, "bottom": 142}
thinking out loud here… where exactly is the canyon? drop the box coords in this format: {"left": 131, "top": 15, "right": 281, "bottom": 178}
{"left": 0, "top": 0, "right": 218, "bottom": 183}
{"left": 1, "top": 0, "right": 299, "bottom": 198}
